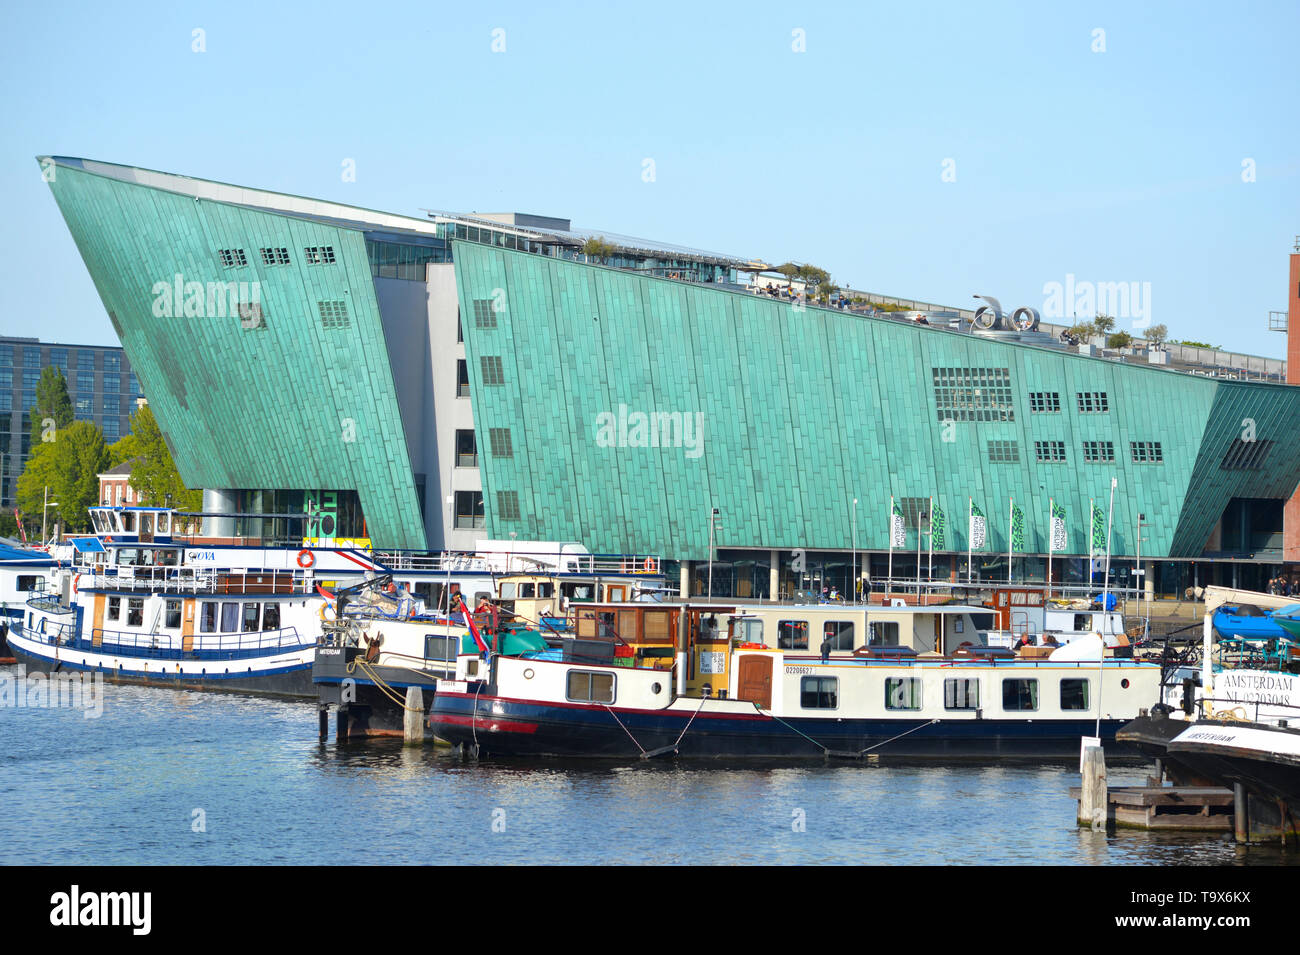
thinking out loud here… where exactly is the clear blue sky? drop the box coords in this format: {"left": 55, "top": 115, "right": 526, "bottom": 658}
{"left": 2, "top": 0, "right": 1297, "bottom": 355}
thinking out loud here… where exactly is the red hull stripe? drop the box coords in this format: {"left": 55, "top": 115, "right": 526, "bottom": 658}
{"left": 434, "top": 713, "right": 539, "bottom": 734}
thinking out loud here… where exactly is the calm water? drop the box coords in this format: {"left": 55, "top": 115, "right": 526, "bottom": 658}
{"left": 0, "top": 668, "right": 1291, "bottom": 865}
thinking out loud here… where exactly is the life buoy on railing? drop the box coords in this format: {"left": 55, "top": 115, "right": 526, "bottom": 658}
{"left": 297, "top": 549, "right": 315, "bottom": 569}
{"left": 318, "top": 602, "right": 336, "bottom": 623}
{"left": 644, "top": 558, "right": 658, "bottom": 573}
{"left": 73, "top": 574, "right": 81, "bottom": 594}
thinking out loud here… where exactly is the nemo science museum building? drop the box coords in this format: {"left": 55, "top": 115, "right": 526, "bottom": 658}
{"left": 39, "top": 156, "right": 1300, "bottom": 599}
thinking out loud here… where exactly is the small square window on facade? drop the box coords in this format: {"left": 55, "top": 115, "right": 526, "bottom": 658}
{"left": 260, "top": 247, "right": 291, "bottom": 266}
{"left": 317, "top": 300, "right": 350, "bottom": 329}
{"left": 218, "top": 248, "right": 247, "bottom": 268}
{"left": 305, "top": 246, "right": 336, "bottom": 264}
{"left": 1082, "top": 440, "right": 1115, "bottom": 463}
{"left": 457, "top": 360, "right": 471, "bottom": 397}
{"left": 987, "top": 440, "right": 1019, "bottom": 463}
{"left": 480, "top": 355, "right": 505, "bottom": 385}
{"left": 472, "top": 299, "right": 497, "bottom": 329}
{"left": 1035, "top": 440, "right": 1066, "bottom": 463}
{"left": 1028, "top": 392, "right": 1060, "bottom": 413}
{"left": 496, "top": 490, "right": 520, "bottom": 521}
{"left": 488, "top": 427, "right": 513, "bottom": 458}
{"left": 1131, "top": 441, "right": 1163, "bottom": 464}
{"left": 1076, "top": 391, "right": 1110, "bottom": 413}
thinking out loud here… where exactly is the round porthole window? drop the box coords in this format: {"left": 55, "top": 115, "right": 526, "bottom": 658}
{"left": 523, "top": 668, "right": 535, "bottom": 680}
{"left": 1121, "top": 679, "right": 1130, "bottom": 689}
{"left": 651, "top": 682, "right": 662, "bottom": 695}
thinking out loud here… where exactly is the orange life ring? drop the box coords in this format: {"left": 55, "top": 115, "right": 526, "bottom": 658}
{"left": 73, "top": 573, "right": 81, "bottom": 594}
{"left": 644, "top": 557, "right": 657, "bottom": 573}
{"left": 297, "top": 549, "right": 316, "bottom": 569}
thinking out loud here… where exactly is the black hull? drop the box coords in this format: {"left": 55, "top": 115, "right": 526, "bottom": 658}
{"left": 313, "top": 646, "right": 441, "bottom": 739}
{"left": 9, "top": 643, "right": 315, "bottom": 699}
{"left": 1115, "top": 711, "right": 1218, "bottom": 786}
{"left": 1169, "top": 719, "right": 1300, "bottom": 808}
{"left": 431, "top": 691, "right": 1144, "bottom": 761}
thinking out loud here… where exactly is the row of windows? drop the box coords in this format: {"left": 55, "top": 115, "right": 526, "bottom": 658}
{"left": 0, "top": 348, "right": 121, "bottom": 373}
{"left": 1028, "top": 392, "right": 1060, "bottom": 413}
{"left": 473, "top": 299, "right": 498, "bottom": 328}
{"left": 218, "top": 245, "right": 336, "bottom": 268}
{"left": 455, "top": 428, "right": 514, "bottom": 466}
{"left": 105, "top": 597, "right": 284, "bottom": 633}
{"left": 773, "top": 618, "right": 953, "bottom": 650}
{"left": 980, "top": 439, "right": 1163, "bottom": 464}
{"left": 932, "top": 367, "right": 1015, "bottom": 422}
{"left": 800, "top": 676, "right": 1091, "bottom": 712}
{"left": 318, "top": 300, "right": 350, "bottom": 329}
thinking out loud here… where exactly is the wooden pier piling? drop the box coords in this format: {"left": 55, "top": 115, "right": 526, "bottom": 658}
{"left": 403, "top": 687, "right": 424, "bottom": 744}
{"left": 1079, "top": 745, "right": 1107, "bottom": 830}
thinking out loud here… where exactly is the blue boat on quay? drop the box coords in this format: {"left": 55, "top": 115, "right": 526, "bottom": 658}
{"left": 419, "top": 599, "right": 1164, "bottom": 760}
{"left": 1212, "top": 603, "right": 1295, "bottom": 642}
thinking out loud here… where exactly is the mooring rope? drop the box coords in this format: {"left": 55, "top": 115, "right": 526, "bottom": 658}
{"left": 603, "top": 703, "right": 648, "bottom": 756}
{"left": 752, "top": 703, "right": 939, "bottom": 757}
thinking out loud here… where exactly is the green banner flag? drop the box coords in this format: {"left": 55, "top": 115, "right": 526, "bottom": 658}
{"left": 1090, "top": 499, "right": 1106, "bottom": 555}
{"left": 931, "top": 501, "right": 946, "bottom": 550}
{"left": 1011, "top": 501, "right": 1025, "bottom": 552}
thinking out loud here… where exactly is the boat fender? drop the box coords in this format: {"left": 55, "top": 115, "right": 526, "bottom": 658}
{"left": 297, "top": 549, "right": 315, "bottom": 569}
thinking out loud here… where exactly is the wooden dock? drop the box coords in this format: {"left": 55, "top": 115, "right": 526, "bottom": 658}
{"left": 1069, "top": 785, "right": 1235, "bottom": 831}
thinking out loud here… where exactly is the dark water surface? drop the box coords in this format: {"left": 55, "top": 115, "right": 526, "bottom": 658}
{"left": 1, "top": 671, "right": 1291, "bottom": 865}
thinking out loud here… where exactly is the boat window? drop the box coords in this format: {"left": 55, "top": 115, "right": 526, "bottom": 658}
{"left": 122, "top": 512, "right": 136, "bottom": 532}
{"left": 1011, "top": 592, "right": 1028, "bottom": 605}
{"left": 562, "top": 582, "right": 594, "bottom": 602}
{"left": 164, "top": 599, "right": 182, "bottom": 629}
{"left": 201, "top": 603, "right": 217, "bottom": 633}
{"left": 220, "top": 602, "right": 240, "bottom": 633}
{"left": 156, "top": 512, "right": 171, "bottom": 535}
{"left": 566, "top": 670, "right": 615, "bottom": 704}
{"left": 576, "top": 609, "right": 597, "bottom": 638}
{"left": 869, "top": 621, "right": 900, "bottom": 646}
{"left": 1061, "top": 679, "right": 1090, "bottom": 711}
{"left": 886, "top": 677, "right": 922, "bottom": 710}
{"left": 823, "top": 620, "right": 854, "bottom": 651}
{"left": 644, "top": 610, "right": 670, "bottom": 641}
{"left": 778, "top": 620, "right": 809, "bottom": 650}
{"left": 970, "top": 613, "right": 996, "bottom": 631}
{"left": 1074, "top": 614, "right": 1092, "bottom": 631}
{"left": 127, "top": 598, "right": 144, "bottom": 627}
{"left": 1028, "top": 593, "right": 1043, "bottom": 606}
{"left": 1002, "top": 678, "right": 1039, "bottom": 711}
{"left": 944, "top": 678, "right": 980, "bottom": 710}
{"left": 800, "top": 676, "right": 838, "bottom": 709}
{"left": 424, "top": 634, "right": 458, "bottom": 663}
{"left": 91, "top": 511, "right": 108, "bottom": 533}
{"left": 536, "top": 582, "right": 553, "bottom": 598}
{"left": 107, "top": 596, "right": 121, "bottom": 621}
{"left": 138, "top": 513, "right": 153, "bottom": 536}
{"left": 597, "top": 612, "right": 617, "bottom": 639}
{"left": 117, "top": 548, "right": 138, "bottom": 566}
{"left": 243, "top": 603, "right": 261, "bottom": 633}
{"left": 17, "top": 574, "right": 39, "bottom": 591}
{"left": 618, "top": 610, "right": 641, "bottom": 642}
{"left": 157, "top": 549, "right": 179, "bottom": 567}
{"left": 953, "top": 617, "right": 965, "bottom": 634}
{"left": 734, "top": 618, "right": 763, "bottom": 645}
{"left": 263, "top": 603, "right": 281, "bottom": 631}
{"left": 519, "top": 583, "right": 535, "bottom": 598}
{"left": 499, "top": 582, "right": 517, "bottom": 600}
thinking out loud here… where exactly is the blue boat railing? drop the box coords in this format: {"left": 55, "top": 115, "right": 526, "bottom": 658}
{"left": 33, "top": 624, "right": 310, "bottom": 661}
{"left": 26, "top": 593, "right": 72, "bottom": 614}
{"left": 79, "top": 566, "right": 316, "bottom": 595}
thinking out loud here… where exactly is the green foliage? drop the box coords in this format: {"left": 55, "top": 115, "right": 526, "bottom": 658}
{"left": 16, "top": 421, "right": 107, "bottom": 534}
{"left": 126, "top": 404, "right": 202, "bottom": 511}
{"left": 1107, "top": 331, "right": 1134, "bottom": 350}
{"left": 1092, "top": 314, "right": 1117, "bottom": 334}
{"left": 776, "top": 262, "right": 832, "bottom": 290}
{"left": 28, "top": 367, "right": 73, "bottom": 446}
{"left": 581, "top": 236, "right": 617, "bottom": 264}
{"left": 1067, "top": 321, "right": 1097, "bottom": 340}
{"left": 1145, "top": 323, "right": 1168, "bottom": 346}
{"left": 1172, "top": 339, "right": 1218, "bottom": 349}
{"left": 108, "top": 431, "right": 141, "bottom": 468}
{"left": 0, "top": 510, "right": 18, "bottom": 539}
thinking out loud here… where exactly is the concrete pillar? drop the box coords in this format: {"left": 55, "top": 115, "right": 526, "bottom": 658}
{"left": 679, "top": 560, "right": 692, "bottom": 599}
{"left": 1144, "top": 561, "right": 1155, "bottom": 602}
{"left": 403, "top": 686, "right": 425, "bottom": 744}
{"left": 202, "top": 488, "right": 238, "bottom": 538}
{"left": 769, "top": 549, "right": 780, "bottom": 603}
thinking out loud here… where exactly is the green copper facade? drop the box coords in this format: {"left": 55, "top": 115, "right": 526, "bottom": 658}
{"left": 455, "top": 242, "right": 1300, "bottom": 561}
{"left": 43, "top": 160, "right": 426, "bottom": 549}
